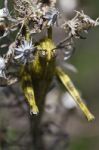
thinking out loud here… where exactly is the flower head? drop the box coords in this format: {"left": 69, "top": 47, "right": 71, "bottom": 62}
{"left": 0, "top": 8, "right": 9, "bottom": 21}
{"left": 62, "top": 11, "right": 99, "bottom": 38}
{"left": 44, "top": 9, "right": 58, "bottom": 26}
{"left": 14, "top": 40, "right": 35, "bottom": 64}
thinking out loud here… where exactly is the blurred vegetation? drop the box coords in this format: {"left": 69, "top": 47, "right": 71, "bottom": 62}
{"left": 68, "top": 0, "right": 99, "bottom": 150}
{"left": 70, "top": 137, "right": 99, "bottom": 150}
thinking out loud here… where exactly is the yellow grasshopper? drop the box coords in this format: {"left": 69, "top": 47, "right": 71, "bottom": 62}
{"left": 20, "top": 27, "right": 94, "bottom": 121}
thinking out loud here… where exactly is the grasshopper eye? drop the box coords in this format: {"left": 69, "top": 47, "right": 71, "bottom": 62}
{"left": 39, "top": 49, "right": 47, "bottom": 57}
{"left": 42, "top": 50, "right": 46, "bottom": 56}
{"left": 52, "top": 49, "right": 56, "bottom": 53}
{"left": 52, "top": 49, "right": 57, "bottom": 57}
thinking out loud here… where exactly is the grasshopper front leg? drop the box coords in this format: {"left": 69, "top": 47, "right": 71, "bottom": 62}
{"left": 56, "top": 67, "right": 95, "bottom": 121}
{"left": 20, "top": 67, "right": 39, "bottom": 115}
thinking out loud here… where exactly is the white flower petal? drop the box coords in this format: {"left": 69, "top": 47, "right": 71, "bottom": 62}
{"left": 15, "top": 47, "right": 24, "bottom": 52}
{"left": 14, "top": 54, "right": 23, "bottom": 59}
{"left": 30, "top": 40, "right": 32, "bottom": 47}
{"left": 0, "top": 57, "right": 5, "bottom": 69}
{"left": 24, "top": 40, "right": 28, "bottom": 45}
{"left": 21, "top": 44, "right": 26, "bottom": 49}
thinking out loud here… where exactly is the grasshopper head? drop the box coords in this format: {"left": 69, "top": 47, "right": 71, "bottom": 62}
{"left": 38, "top": 38, "right": 57, "bottom": 62}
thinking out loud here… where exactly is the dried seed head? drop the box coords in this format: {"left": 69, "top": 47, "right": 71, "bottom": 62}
{"left": 62, "top": 11, "right": 99, "bottom": 38}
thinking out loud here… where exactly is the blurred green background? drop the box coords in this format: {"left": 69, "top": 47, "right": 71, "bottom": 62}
{"left": 69, "top": 0, "right": 99, "bottom": 150}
